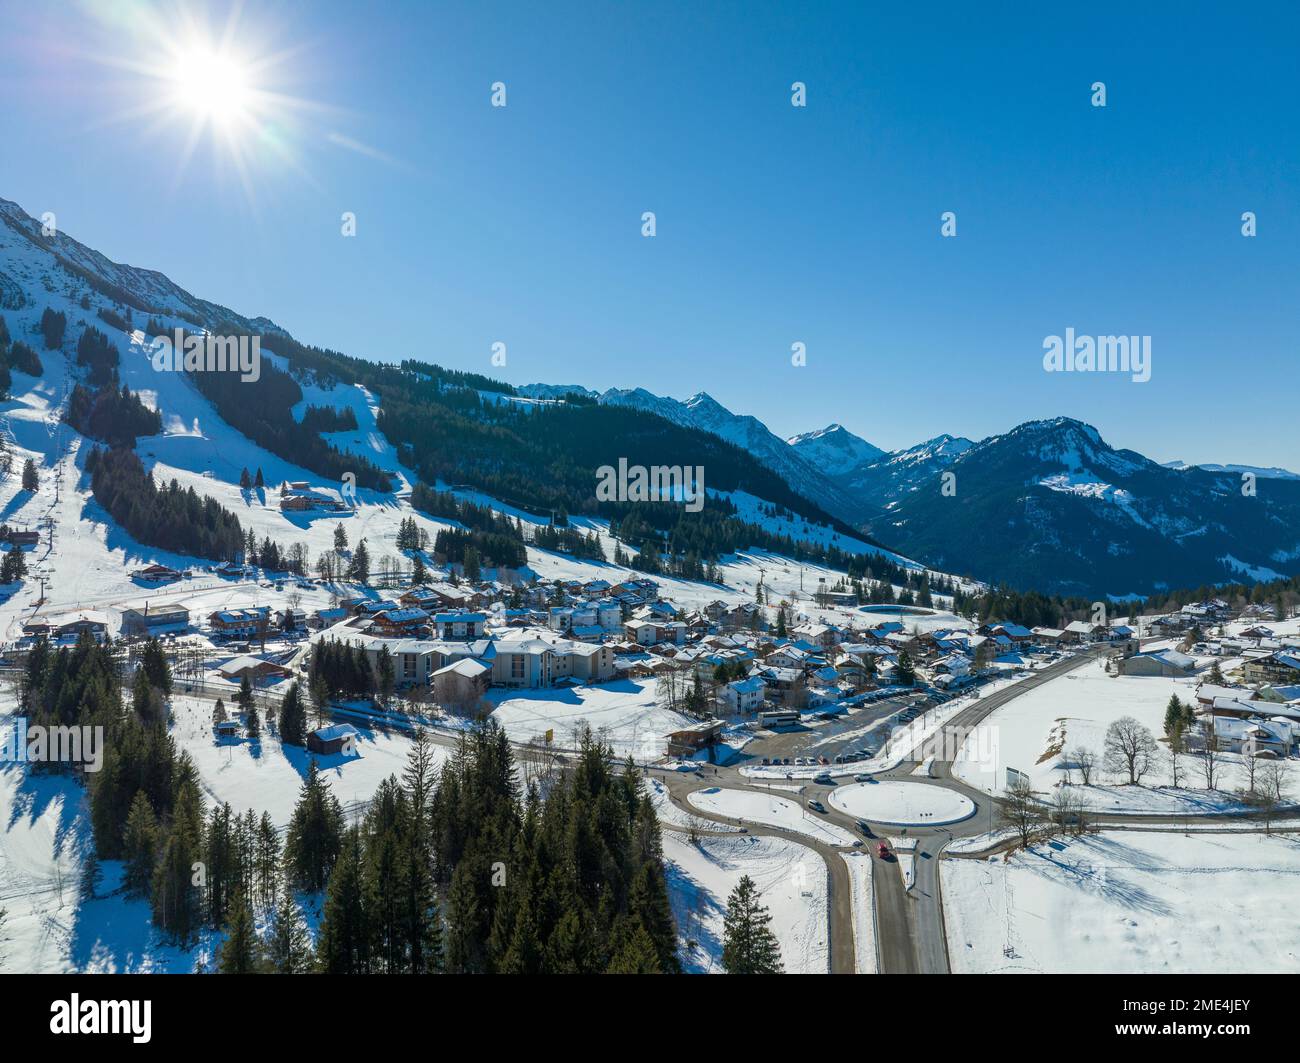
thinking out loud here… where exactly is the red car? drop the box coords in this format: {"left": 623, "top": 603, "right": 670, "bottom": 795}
{"left": 876, "top": 841, "right": 892, "bottom": 860}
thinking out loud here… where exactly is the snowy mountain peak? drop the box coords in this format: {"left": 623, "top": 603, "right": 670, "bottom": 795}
{"left": 787, "top": 423, "right": 885, "bottom": 476}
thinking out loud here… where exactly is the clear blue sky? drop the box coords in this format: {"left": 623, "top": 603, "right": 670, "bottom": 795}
{"left": 2, "top": 1, "right": 1297, "bottom": 466}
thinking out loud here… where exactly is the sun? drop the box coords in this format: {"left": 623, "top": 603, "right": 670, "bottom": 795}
{"left": 169, "top": 47, "right": 253, "bottom": 125}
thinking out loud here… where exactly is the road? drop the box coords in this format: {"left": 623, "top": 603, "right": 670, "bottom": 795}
{"left": 173, "top": 644, "right": 1300, "bottom": 975}
{"left": 652, "top": 644, "right": 1300, "bottom": 974}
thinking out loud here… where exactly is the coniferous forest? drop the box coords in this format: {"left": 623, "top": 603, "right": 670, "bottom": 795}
{"left": 28, "top": 632, "right": 680, "bottom": 975}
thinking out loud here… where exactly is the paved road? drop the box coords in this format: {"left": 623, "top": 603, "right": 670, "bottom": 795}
{"left": 182, "top": 645, "right": 1300, "bottom": 975}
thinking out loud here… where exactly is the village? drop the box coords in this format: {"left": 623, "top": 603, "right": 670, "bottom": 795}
{"left": 12, "top": 510, "right": 1300, "bottom": 773}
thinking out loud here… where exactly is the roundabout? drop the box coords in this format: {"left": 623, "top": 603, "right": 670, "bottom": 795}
{"left": 828, "top": 779, "right": 976, "bottom": 827}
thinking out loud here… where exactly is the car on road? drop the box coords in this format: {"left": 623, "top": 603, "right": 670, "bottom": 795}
{"left": 853, "top": 773, "right": 871, "bottom": 782}
{"left": 813, "top": 774, "right": 834, "bottom": 786}
{"left": 876, "top": 841, "right": 892, "bottom": 860}
{"left": 857, "top": 820, "right": 872, "bottom": 835}
{"left": 807, "top": 799, "right": 826, "bottom": 813}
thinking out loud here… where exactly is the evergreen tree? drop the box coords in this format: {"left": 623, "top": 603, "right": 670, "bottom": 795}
{"left": 334, "top": 523, "right": 348, "bottom": 552}
{"left": 121, "top": 792, "right": 158, "bottom": 898}
{"left": 317, "top": 827, "right": 369, "bottom": 973}
{"left": 21, "top": 459, "right": 38, "bottom": 492}
{"left": 217, "top": 889, "right": 260, "bottom": 974}
{"left": 895, "top": 650, "right": 916, "bottom": 687}
{"left": 721, "top": 875, "right": 783, "bottom": 974}
{"left": 285, "top": 760, "right": 345, "bottom": 893}
{"left": 267, "top": 889, "right": 314, "bottom": 973}
{"left": 278, "top": 681, "right": 307, "bottom": 746}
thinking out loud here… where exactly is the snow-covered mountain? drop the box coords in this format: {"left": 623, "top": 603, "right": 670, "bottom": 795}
{"left": 517, "top": 383, "right": 870, "bottom": 522}
{"left": 868, "top": 417, "right": 1300, "bottom": 596}
{"left": 1162, "top": 459, "right": 1300, "bottom": 481}
{"left": 837, "top": 433, "right": 974, "bottom": 513}
{"left": 5, "top": 187, "right": 1296, "bottom": 602}
{"left": 0, "top": 198, "right": 284, "bottom": 336}
{"left": 786, "top": 423, "right": 884, "bottom": 476}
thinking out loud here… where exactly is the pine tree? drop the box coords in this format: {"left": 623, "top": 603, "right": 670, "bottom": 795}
{"left": 278, "top": 681, "right": 307, "bottom": 746}
{"left": 122, "top": 791, "right": 158, "bottom": 898}
{"left": 334, "top": 523, "right": 348, "bottom": 552}
{"left": 317, "top": 827, "right": 369, "bottom": 973}
{"left": 21, "top": 459, "right": 38, "bottom": 492}
{"left": 217, "top": 889, "right": 260, "bottom": 974}
{"left": 895, "top": 650, "right": 916, "bottom": 687}
{"left": 1163, "top": 694, "right": 1185, "bottom": 737}
{"left": 721, "top": 875, "right": 783, "bottom": 974}
{"left": 267, "top": 888, "right": 314, "bottom": 973}
{"left": 239, "top": 468, "right": 252, "bottom": 490}
{"left": 347, "top": 538, "right": 370, "bottom": 583}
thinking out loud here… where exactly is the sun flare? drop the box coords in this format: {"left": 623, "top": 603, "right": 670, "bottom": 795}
{"left": 169, "top": 47, "right": 253, "bottom": 125}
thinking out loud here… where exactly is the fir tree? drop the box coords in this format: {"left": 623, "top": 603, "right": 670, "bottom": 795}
{"left": 267, "top": 889, "right": 314, "bottom": 973}
{"left": 217, "top": 889, "right": 260, "bottom": 974}
{"left": 721, "top": 875, "right": 783, "bottom": 974}
{"left": 278, "top": 681, "right": 307, "bottom": 746}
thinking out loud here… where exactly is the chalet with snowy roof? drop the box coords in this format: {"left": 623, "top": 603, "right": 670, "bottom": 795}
{"left": 1118, "top": 648, "right": 1196, "bottom": 677}
{"left": 278, "top": 481, "right": 346, "bottom": 512}
{"left": 307, "top": 607, "right": 350, "bottom": 630}
{"left": 432, "top": 657, "right": 492, "bottom": 706}
{"left": 370, "top": 608, "right": 430, "bottom": 636}
{"left": 307, "top": 723, "right": 359, "bottom": 756}
{"left": 132, "top": 563, "right": 184, "bottom": 584}
{"left": 217, "top": 655, "right": 292, "bottom": 683}
{"left": 51, "top": 611, "right": 109, "bottom": 641}
{"left": 985, "top": 622, "right": 1032, "bottom": 645}
{"left": 1243, "top": 651, "right": 1300, "bottom": 685}
{"left": 208, "top": 607, "right": 272, "bottom": 640}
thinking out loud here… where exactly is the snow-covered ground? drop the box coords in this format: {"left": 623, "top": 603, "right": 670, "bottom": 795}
{"left": 486, "top": 678, "right": 692, "bottom": 760}
{"left": 951, "top": 657, "right": 1258, "bottom": 814}
{"left": 686, "top": 786, "right": 858, "bottom": 846}
{"left": 840, "top": 851, "right": 877, "bottom": 973}
{"left": 943, "top": 830, "right": 1300, "bottom": 973}
{"left": 170, "top": 696, "right": 443, "bottom": 823}
{"left": 647, "top": 776, "right": 744, "bottom": 834}
{"left": 828, "top": 779, "right": 975, "bottom": 827}
{"left": 663, "top": 831, "right": 829, "bottom": 973}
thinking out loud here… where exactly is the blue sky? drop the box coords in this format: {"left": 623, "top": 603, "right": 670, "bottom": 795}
{"left": 2, "top": 0, "right": 1297, "bottom": 466}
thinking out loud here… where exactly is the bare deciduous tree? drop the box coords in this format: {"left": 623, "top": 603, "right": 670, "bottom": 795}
{"left": 1000, "top": 778, "right": 1045, "bottom": 849}
{"left": 1103, "top": 716, "right": 1158, "bottom": 785}
{"left": 1069, "top": 746, "right": 1097, "bottom": 785}
{"left": 1200, "top": 720, "right": 1222, "bottom": 791}
{"left": 1254, "top": 759, "right": 1289, "bottom": 833}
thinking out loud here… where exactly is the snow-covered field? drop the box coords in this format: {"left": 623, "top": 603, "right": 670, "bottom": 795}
{"left": 170, "top": 696, "right": 444, "bottom": 823}
{"left": 943, "top": 830, "right": 1300, "bottom": 973}
{"left": 686, "top": 786, "right": 858, "bottom": 846}
{"left": 951, "top": 657, "right": 1257, "bottom": 814}
{"left": 487, "top": 678, "right": 692, "bottom": 759}
{"left": 663, "top": 831, "right": 829, "bottom": 973}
